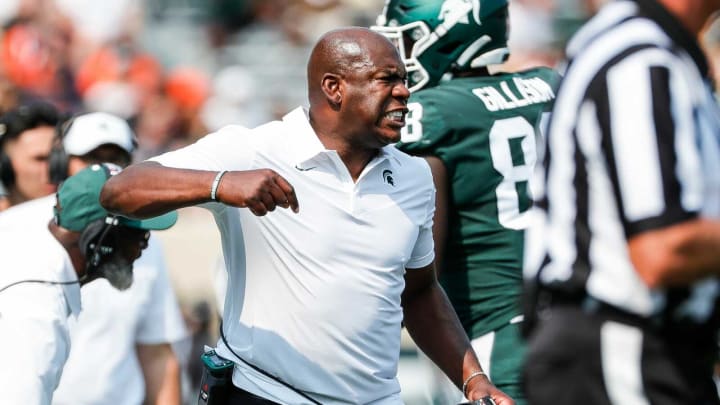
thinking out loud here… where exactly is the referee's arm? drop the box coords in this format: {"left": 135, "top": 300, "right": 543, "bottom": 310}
{"left": 595, "top": 52, "right": 720, "bottom": 288}
{"left": 629, "top": 219, "right": 720, "bottom": 288}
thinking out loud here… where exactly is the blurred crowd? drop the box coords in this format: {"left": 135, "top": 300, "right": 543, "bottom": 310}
{"left": 0, "top": 0, "right": 627, "bottom": 162}
{"left": 7, "top": 0, "right": 720, "bottom": 165}
{"left": 0, "top": 0, "right": 386, "bottom": 161}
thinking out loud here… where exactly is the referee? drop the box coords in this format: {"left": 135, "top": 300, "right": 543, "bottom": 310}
{"left": 523, "top": 1, "right": 720, "bottom": 404}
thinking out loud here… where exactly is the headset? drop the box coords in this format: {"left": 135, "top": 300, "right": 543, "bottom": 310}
{"left": 0, "top": 216, "right": 119, "bottom": 294}
{"left": 0, "top": 278, "right": 81, "bottom": 294}
{"left": 48, "top": 114, "right": 138, "bottom": 185}
{"left": 77, "top": 162, "right": 123, "bottom": 275}
{"left": 0, "top": 142, "right": 13, "bottom": 189}
{"left": 0, "top": 102, "right": 62, "bottom": 188}
{"left": 0, "top": 114, "right": 19, "bottom": 188}
{"left": 48, "top": 117, "right": 75, "bottom": 185}
{"left": 79, "top": 216, "right": 119, "bottom": 274}
{"left": 0, "top": 162, "right": 119, "bottom": 295}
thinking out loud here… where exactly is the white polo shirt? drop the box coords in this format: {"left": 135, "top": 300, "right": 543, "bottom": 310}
{"left": 151, "top": 107, "right": 436, "bottom": 404}
{"left": 0, "top": 223, "right": 81, "bottom": 405}
{"left": 0, "top": 195, "right": 189, "bottom": 405}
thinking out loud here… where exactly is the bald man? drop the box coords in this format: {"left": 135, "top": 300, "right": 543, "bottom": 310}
{"left": 100, "top": 27, "right": 513, "bottom": 405}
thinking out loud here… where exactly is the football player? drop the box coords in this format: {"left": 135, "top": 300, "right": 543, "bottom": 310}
{"left": 373, "top": 1, "right": 560, "bottom": 403}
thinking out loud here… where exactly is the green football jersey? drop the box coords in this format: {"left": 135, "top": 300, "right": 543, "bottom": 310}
{"left": 397, "top": 67, "right": 559, "bottom": 338}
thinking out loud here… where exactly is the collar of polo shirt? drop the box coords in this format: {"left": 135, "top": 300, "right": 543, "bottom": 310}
{"left": 285, "top": 107, "right": 401, "bottom": 172}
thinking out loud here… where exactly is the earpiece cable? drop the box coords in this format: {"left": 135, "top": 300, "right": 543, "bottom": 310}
{"left": 0, "top": 279, "right": 80, "bottom": 294}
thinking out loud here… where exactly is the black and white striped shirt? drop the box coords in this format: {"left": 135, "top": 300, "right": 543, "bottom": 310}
{"left": 530, "top": 0, "right": 720, "bottom": 324}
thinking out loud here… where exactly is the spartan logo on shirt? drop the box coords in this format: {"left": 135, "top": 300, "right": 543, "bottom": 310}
{"left": 439, "top": 0, "right": 481, "bottom": 25}
{"left": 382, "top": 169, "right": 395, "bottom": 186}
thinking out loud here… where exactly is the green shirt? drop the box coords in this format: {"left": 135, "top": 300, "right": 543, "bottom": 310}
{"left": 397, "top": 67, "right": 559, "bottom": 337}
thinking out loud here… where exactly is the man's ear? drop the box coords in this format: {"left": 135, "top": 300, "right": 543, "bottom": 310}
{"left": 321, "top": 73, "right": 342, "bottom": 109}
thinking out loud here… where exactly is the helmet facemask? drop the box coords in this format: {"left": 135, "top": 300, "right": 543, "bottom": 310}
{"left": 372, "top": 21, "right": 432, "bottom": 92}
{"left": 372, "top": 0, "right": 510, "bottom": 92}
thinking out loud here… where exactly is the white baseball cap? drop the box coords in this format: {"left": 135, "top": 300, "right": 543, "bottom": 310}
{"left": 62, "top": 112, "right": 136, "bottom": 156}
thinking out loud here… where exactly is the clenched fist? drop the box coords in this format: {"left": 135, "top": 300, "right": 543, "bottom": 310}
{"left": 214, "top": 169, "right": 299, "bottom": 216}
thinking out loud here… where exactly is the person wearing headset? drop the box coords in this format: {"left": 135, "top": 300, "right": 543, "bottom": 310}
{"left": 0, "top": 101, "right": 61, "bottom": 211}
{"left": 0, "top": 164, "right": 178, "bottom": 405}
{"left": 0, "top": 111, "right": 189, "bottom": 405}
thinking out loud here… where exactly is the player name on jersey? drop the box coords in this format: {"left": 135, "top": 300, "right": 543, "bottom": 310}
{"left": 472, "top": 77, "right": 555, "bottom": 112}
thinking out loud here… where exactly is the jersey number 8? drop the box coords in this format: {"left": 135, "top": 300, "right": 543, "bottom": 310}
{"left": 401, "top": 104, "right": 538, "bottom": 231}
{"left": 489, "top": 116, "right": 537, "bottom": 230}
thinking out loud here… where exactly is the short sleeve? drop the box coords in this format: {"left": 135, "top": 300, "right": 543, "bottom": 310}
{"left": 405, "top": 163, "right": 436, "bottom": 269}
{"left": 149, "top": 125, "right": 256, "bottom": 172}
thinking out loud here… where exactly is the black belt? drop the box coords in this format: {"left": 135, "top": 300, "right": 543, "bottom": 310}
{"left": 226, "top": 385, "right": 282, "bottom": 405}
{"left": 534, "top": 289, "right": 659, "bottom": 329}
{"left": 538, "top": 290, "right": 718, "bottom": 336}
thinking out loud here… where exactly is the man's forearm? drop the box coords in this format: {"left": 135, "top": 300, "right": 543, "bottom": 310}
{"left": 137, "top": 343, "right": 182, "bottom": 405}
{"left": 101, "top": 162, "right": 217, "bottom": 218}
{"left": 101, "top": 162, "right": 300, "bottom": 218}
{"left": 403, "top": 281, "right": 482, "bottom": 388}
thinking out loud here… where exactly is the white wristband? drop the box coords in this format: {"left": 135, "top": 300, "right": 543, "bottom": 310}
{"left": 210, "top": 171, "right": 228, "bottom": 201}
